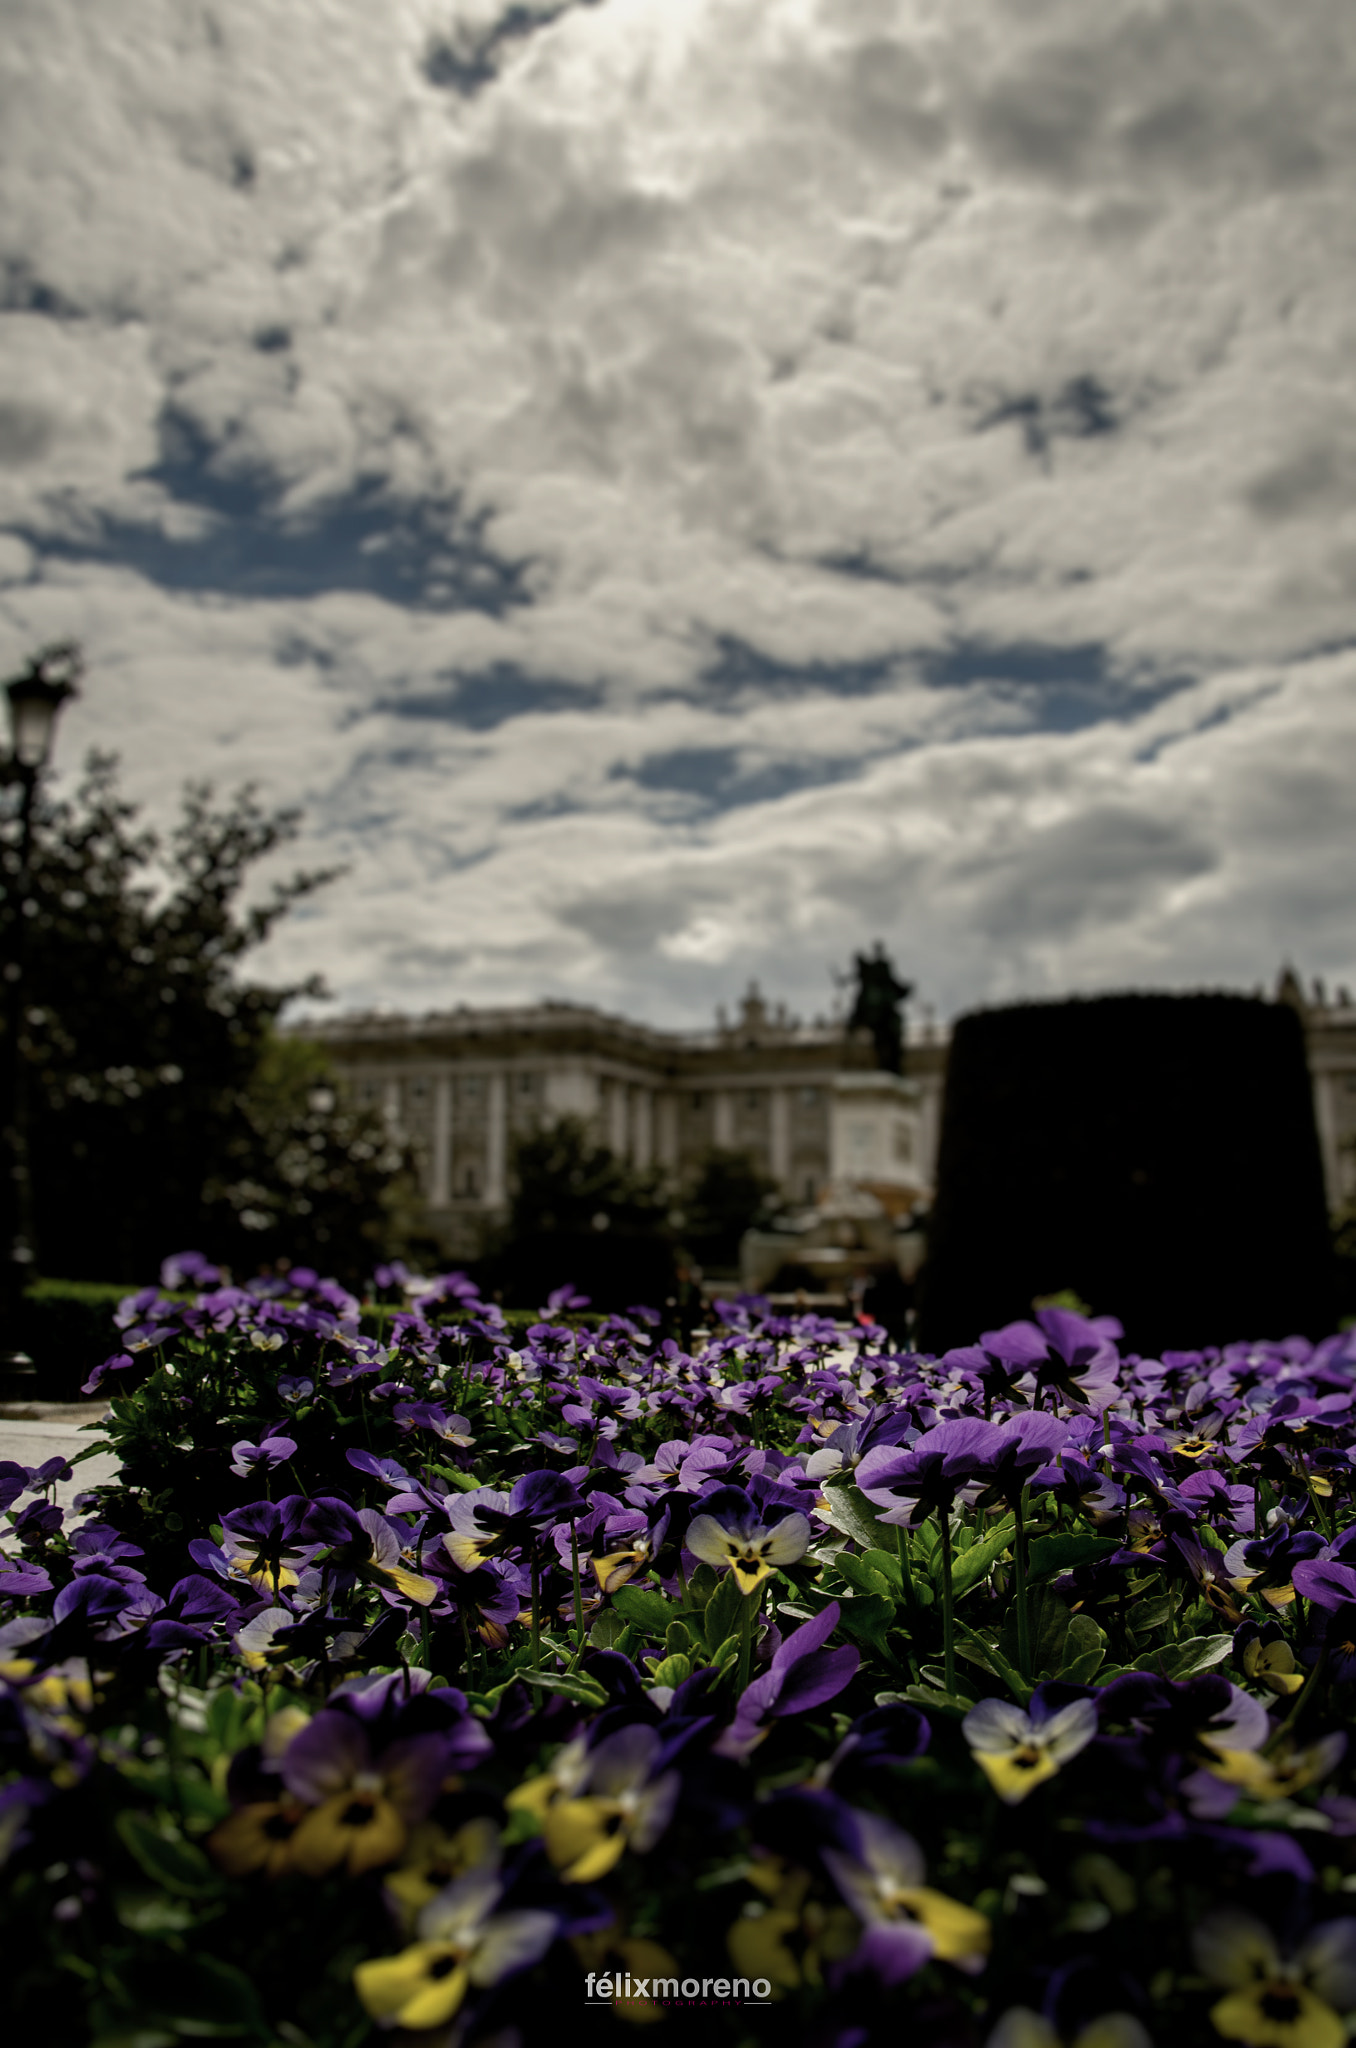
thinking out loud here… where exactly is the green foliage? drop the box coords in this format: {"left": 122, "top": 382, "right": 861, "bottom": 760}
{"left": 201, "top": 1030, "right": 424, "bottom": 1286}
{"left": 12, "top": 1278, "right": 133, "bottom": 1397}
{"left": 8, "top": 747, "right": 407, "bottom": 1282}
{"left": 482, "top": 1114, "right": 678, "bottom": 1308}
{"left": 677, "top": 1146, "right": 783, "bottom": 1268}
{"left": 8, "top": 1278, "right": 1346, "bottom": 2048}
{"left": 919, "top": 991, "right": 1335, "bottom": 1353}
{"left": 504, "top": 1114, "right": 667, "bottom": 1238}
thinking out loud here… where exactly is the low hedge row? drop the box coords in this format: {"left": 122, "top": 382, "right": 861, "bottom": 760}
{"left": 0, "top": 1283, "right": 610, "bottom": 1401}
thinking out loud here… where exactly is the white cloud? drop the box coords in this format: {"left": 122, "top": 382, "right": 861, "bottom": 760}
{"left": 0, "top": 0, "right": 1353, "bottom": 1027}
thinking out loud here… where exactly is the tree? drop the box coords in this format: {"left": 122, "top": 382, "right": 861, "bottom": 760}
{"left": 7, "top": 746, "right": 407, "bottom": 1283}
{"left": 505, "top": 1115, "right": 668, "bottom": 1238}
{"left": 201, "top": 1031, "right": 428, "bottom": 1287}
{"left": 678, "top": 1147, "right": 783, "bottom": 1271}
{"left": 481, "top": 1116, "right": 676, "bottom": 1311}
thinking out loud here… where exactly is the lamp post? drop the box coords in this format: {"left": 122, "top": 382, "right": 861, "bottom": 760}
{"left": 0, "top": 642, "right": 80, "bottom": 1378}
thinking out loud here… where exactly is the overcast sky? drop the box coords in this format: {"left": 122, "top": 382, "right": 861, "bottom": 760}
{"left": 2, "top": 0, "right": 1353, "bottom": 1031}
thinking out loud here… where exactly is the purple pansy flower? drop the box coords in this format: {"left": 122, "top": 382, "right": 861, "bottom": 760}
{"left": 715, "top": 1601, "right": 860, "bottom": 1757}
{"left": 856, "top": 1419, "right": 1010, "bottom": 1526}
{"left": 229, "top": 1434, "right": 298, "bottom": 1481}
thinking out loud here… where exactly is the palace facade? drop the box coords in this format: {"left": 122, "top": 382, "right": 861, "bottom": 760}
{"left": 294, "top": 970, "right": 1356, "bottom": 1262}
{"left": 296, "top": 984, "right": 948, "bottom": 1259}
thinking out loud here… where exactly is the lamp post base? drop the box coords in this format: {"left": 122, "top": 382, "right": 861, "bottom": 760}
{"left": 0, "top": 1350, "right": 37, "bottom": 1401}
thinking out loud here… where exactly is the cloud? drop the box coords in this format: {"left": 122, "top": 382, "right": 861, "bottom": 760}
{"left": 966, "top": 804, "right": 1216, "bottom": 942}
{"left": 0, "top": 0, "right": 1353, "bottom": 1027}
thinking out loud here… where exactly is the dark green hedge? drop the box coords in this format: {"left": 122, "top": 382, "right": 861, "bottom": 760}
{"left": 5, "top": 1279, "right": 135, "bottom": 1401}
{"left": 916, "top": 992, "right": 1336, "bottom": 1356}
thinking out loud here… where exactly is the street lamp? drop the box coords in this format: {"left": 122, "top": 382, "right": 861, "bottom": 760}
{"left": 0, "top": 642, "right": 80, "bottom": 1378}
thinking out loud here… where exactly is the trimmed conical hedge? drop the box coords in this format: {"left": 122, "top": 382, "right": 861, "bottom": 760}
{"left": 916, "top": 992, "right": 1334, "bottom": 1355}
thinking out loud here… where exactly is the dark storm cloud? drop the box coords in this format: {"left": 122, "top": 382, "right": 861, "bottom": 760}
{"left": 961, "top": 3, "right": 1340, "bottom": 192}
{"left": 971, "top": 806, "right": 1216, "bottom": 943}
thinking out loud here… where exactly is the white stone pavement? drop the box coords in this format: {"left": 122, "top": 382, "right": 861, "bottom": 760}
{"left": 1, "top": 1408, "right": 121, "bottom": 1518}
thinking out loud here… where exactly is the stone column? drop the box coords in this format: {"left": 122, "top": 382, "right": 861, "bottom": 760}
{"left": 609, "top": 1080, "right": 628, "bottom": 1157}
{"left": 769, "top": 1086, "right": 790, "bottom": 1188}
{"left": 432, "top": 1074, "right": 451, "bottom": 1207}
{"left": 656, "top": 1093, "right": 679, "bottom": 1172}
{"left": 633, "top": 1089, "right": 653, "bottom": 1170}
{"left": 1312, "top": 1066, "right": 1341, "bottom": 1212}
{"left": 485, "top": 1071, "right": 507, "bottom": 1208}
{"left": 713, "top": 1090, "right": 735, "bottom": 1148}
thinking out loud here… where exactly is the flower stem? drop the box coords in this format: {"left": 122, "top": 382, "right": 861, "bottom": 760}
{"left": 570, "top": 1521, "right": 585, "bottom": 1648}
{"left": 737, "top": 1587, "right": 757, "bottom": 1694}
{"left": 895, "top": 1520, "right": 917, "bottom": 1610}
{"left": 1266, "top": 1648, "right": 1324, "bottom": 1753}
{"left": 530, "top": 1552, "right": 541, "bottom": 1671}
{"left": 1014, "top": 1484, "right": 1032, "bottom": 1682}
{"left": 939, "top": 1512, "right": 956, "bottom": 1696}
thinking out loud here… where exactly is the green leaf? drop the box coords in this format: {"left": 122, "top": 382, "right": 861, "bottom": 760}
{"left": 951, "top": 1515, "right": 1017, "bottom": 1599}
{"left": 588, "top": 1610, "right": 630, "bottom": 1650}
{"left": 1142, "top": 1634, "right": 1232, "bottom": 1680}
{"left": 1059, "top": 1612, "right": 1108, "bottom": 1684}
{"left": 898, "top": 1683, "right": 975, "bottom": 1718}
{"left": 684, "top": 1562, "right": 719, "bottom": 1611}
{"left": 92, "top": 2031, "right": 178, "bottom": 2048}
{"left": 68, "top": 1439, "right": 116, "bottom": 1467}
{"left": 433, "top": 1467, "right": 483, "bottom": 1493}
{"left": 649, "top": 1653, "right": 692, "bottom": 1687}
{"left": 517, "top": 1670, "right": 608, "bottom": 1707}
{"left": 919, "top": 1663, "right": 979, "bottom": 1701}
{"left": 998, "top": 1584, "right": 1072, "bottom": 1679}
{"left": 1027, "top": 1533, "right": 1118, "bottom": 1581}
{"left": 835, "top": 1592, "right": 897, "bottom": 1655}
{"left": 114, "top": 1812, "right": 220, "bottom": 1898}
{"left": 835, "top": 1552, "right": 896, "bottom": 1600}
{"left": 710, "top": 1633, "right": 741, "bottom": 1673}
{"left": 113, "top": 1889, "right": 198, "bottom": 1935}
{"left": 612, "top": 1585, "right": 677, "bottom": 1635}
{"left": 861, "top": 1547, "right": 904, "bottom": 1590}
{"left": 1125, "top": 1592, "right": 1176, "bottom": 1639}
{"left": 955, "top": 1622, "right": 1033, "bottom": 1704}
{"left": 664, "top": 1619, "right": 695, "bottom": 1657}
{"left": 127, "top": 1953, "right": 266, "bottom": 2039}
{"left": 704, "top": 1571, "right": 749, "bottom": 1653}
{"left": 822, "top": 1482, "right": 894, "bottom": 1552}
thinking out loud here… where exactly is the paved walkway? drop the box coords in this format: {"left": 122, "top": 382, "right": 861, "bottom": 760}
{"left": 1, "top": 1406, "right": 120, "bottom": 1517}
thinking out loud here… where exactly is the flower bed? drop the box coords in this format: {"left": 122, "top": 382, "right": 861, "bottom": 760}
{"left": 4, "top": 1264, "right": 1356, "bottom": 2047}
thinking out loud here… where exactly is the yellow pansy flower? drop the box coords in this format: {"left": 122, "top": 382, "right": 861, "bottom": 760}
{"left": 962, "top": 1696, "right": 1098, "bottom": 1805}
{"left": 1194, "top": 1907, "right": 1356, "bottom": 2048}
{"left": 355, "top": 1870, "right": 556, "bottom": 2031}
